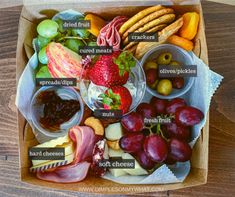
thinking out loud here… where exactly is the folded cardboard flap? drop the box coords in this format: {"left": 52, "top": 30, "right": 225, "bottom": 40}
{"left": 23, "top": 0, "right": 201, "bottom": 6}
{"left": 17, "top": 1, "right": 209, "bottom": 194}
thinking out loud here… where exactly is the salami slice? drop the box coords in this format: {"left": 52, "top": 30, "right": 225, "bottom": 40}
{"left": 97, "top": 16, "right": 128, "bottom": 50}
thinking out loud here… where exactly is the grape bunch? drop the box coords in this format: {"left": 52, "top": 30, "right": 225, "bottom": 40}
{"left": 35, "top": 17, "right": 96, "bottom": 78}
{"left": 119, "top": 97, "right": 204, "bottom": 170}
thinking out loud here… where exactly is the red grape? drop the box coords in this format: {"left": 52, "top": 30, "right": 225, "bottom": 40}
{"left": 144, "top": 135, "right": 168, "bottom": 162}
{"left": 172, "top": 77, "right": 184, "bottom": 89}
{"left": 119, "top": 133, "right": 144, "bottom": 153}
{"left": 175, "top": 106, "right": 204, "bottom": 126}
{"left": 136, "top": 150, "right": 156, "bottom": 170}
{"left": 150, "top": 97, "right": 168, "bottom": 114}
{"left": 166, "top": 98, "right": 187, "bottom": 114}
{"left": 162, "top": 122, "right": 191, "bottom": 142}
{"left": 121, "top": 112, "right": 144, "bottom": 132}
{"left": 169, "top": 138, "right": 192, "bottom": 162}
{"left": 165, "top": 154, "right": 177, "bottom": 165}
{"left": 136, "top": 103, "right": 156, "bottom": 118}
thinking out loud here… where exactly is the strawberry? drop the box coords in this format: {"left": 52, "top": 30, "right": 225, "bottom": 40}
{"left": 88, "top": 51, "right": 136, "bottom": 88}
{"left": 100, "top": 86, "right": 132, "bottom": 114}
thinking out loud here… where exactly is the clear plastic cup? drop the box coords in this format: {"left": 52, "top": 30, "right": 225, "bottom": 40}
{"left": 30, "top": 86, "right": 84, "bottom": 141}
{"left": 80, "top": 52, "right": 146, "bottom": 116}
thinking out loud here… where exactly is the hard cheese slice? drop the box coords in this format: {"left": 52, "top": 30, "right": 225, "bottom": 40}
{"left": 30, "top": 152, "right": 75, "bottom": 172}
{"left": 31, "top": 141, "right": 75, "bottom": 166}
{"left": 30, "top": 134, "right": 75, "bottom": 172}
{"left": 35, "top": 135, "right": 71, "bottom": 148}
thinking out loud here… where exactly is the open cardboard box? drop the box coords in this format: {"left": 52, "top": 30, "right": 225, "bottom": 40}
{"left": 16, "top": 0, "right": 209, "bottom": 194}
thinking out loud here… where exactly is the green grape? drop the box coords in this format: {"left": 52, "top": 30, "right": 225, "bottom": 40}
{"left": 65, "top": 39, "right": 84, "bottom": 53}
{"left": 36, "top": 66, "right": 51, "bottom": 78}
{"left": 37, "top": 35, "right": 50, "bottom": 49}
{"left": 37, "top": 19, "right": 59, "bottom": 39}
{"left": 38, "top": 47, "right": 48, "bottom": 64}
{"left": 72, "top": 29, "right": 90, "bottom": 38}
{"left": 66, "top": 29, "right": 72, "bottom": 36}
{"left": 54, "top": 18, "right": 65, "bottom": 33}
{"left": 88, "top": 41, "right": 97, "bottom": 46}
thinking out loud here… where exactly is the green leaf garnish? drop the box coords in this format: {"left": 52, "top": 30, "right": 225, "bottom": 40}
{"left": 114, "top": 51, "right": 136, "bottom": 76}
{"left": 101, "top": 89, "right": 121, "bottom": 109}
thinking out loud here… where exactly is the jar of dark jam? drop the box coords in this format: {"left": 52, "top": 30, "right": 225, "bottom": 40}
{"left": 30, "top": 86, "right": 84, "bottom": 141}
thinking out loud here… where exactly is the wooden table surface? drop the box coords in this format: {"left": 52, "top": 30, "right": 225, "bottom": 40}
{"left": 0, "top": 1, "right": 234, "bottom": 196}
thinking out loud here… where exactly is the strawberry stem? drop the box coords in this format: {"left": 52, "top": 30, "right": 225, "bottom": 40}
{"left": 114, "top": 51, "right": 136, "bottom": 77}
{"left": 100, "top": 89, "right": 121, "bottom": 109}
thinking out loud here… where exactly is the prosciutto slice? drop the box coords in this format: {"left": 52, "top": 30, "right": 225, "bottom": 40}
{"left": 97, "top": 16, "right": 128, "bottom": 50}
{"left": 36, "top": 161, "right": 90, "bottom": 183}
{"left": 36, "top": 126, "right": 95, "bottom": 183}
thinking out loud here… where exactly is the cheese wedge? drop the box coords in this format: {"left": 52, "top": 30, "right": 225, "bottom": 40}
{"left": 30, "top": 134, "right": 75, "bottom": 172}
{"left": 31, "top": 141, "right": 75, "bottom": 166}
{"left": 35, "top": 135, "right": 71, "bottom": 148}
{"left": 30, "top": 152, "right": 75, "bottom": 172}
{"left": 122, "top": 153, "right": 148, "bottom": 176}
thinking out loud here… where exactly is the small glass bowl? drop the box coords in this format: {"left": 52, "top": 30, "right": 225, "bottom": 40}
{"left": 30, "top": 86, "right": 84, "bottom": 140}
{"left": 80, "top": 53, "right": 146, "bottom": 116}
{"left": 141, "top": 44, "right": 195, "bottom": 99}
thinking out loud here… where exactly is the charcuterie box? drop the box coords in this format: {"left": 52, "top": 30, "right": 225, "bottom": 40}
{"left": 16, "top": 0, "right": 211, "bottom": 194}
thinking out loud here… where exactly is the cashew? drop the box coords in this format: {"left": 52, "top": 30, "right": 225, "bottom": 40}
{"left": 84, "top": 117, "right": 104, "bottom": 136}
{"left": 107, "top": 140, "right": 120, "bottom": 150}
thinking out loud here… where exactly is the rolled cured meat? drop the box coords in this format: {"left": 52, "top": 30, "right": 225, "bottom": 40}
{"left": 97, "top": 16, "right": 128, "bottom": 50}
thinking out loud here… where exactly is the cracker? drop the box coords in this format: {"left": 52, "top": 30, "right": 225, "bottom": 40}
{"left": 135, "top": 17, "right": 183, "bottom": 59}
{"left": 119, "top": 5, "right": 163, "bottom": 35}
{"left": 123, "top": 14, "right": 175, "bottom": 45}
{"left": 122, "top": 8, "right": 174, "bottom": 40}
{"left": 123, "top": 24, "right": 166, "bottom": 50}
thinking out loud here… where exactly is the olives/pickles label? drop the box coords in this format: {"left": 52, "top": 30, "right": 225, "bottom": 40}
{"left": 62, "top": 20, "right": 91, "bottom": 29}
{"left": 98, "top": 159, "right": 135, "bottom": 169}
{"left": 158, "top": 65, "right": 197, "bottom": 77}
{"left": 36, "top": 78, "right": 77, "bottom": 86}
{"left": 128, "top": 32, "right": 158, "bottom": 42}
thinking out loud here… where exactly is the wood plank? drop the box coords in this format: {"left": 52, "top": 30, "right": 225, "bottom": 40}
{"left": 169, "top": 1, "right": 235, "bottom": 196}
{"left": 0, "top": 1, "right": 234, "bottom": 196}
{"left": 0, "top": 0, "right": 22, "bottom": 9}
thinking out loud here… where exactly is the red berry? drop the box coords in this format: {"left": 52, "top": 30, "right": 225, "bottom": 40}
{"left": 166, "top": 98, "right": 187, "bottom": 114}
{"left": 162, "top": 121, "right": 191, "bottom": 142}
{"left": 121, "top": 112, "right": 144, "bottom": 132}
{"left": 144, "top": 135, "right": 168, "bottom": 163}
{"left": 102, "top": 86, "right": 132, "bottom": 114}
{"left": 136, "top": 150, "right": 155, "bottom": 170}
{"left": 119, "top": 133, "right": 144, "bottom": 153}
{"left": 136, "top": 103, "right": 156, "bottom": 118}
{"left": 175, "top": 106, "right": 204, "bottom": 126}
{"left": 169, "top": 138, "right": 192, "bottom": 162}
{"left": 89, "top": 51, "right": 129, "bottom": 87}
{"left": 150, "top": 97, "right": 168, "bottom": 114}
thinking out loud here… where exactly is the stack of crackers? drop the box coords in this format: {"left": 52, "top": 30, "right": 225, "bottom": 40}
{"left": 119, "top": 5, "right": 184, "bottom": 59}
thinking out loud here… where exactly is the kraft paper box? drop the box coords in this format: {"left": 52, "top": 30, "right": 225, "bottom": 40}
{"left": 16, "top": 0, "right": 209, "bottom": 194}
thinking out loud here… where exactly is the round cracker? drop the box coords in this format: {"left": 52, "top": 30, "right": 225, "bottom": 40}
{"left": 135, "top": 17, "right": 184, "bottom": 59}
{"left": 122, "top": 8, "right": 174, "bottom": 40}
{"left": 123, "top": 14, "right": 175, "bottom": 45}
{"left": 123, "top": 24, "right": 166, "bottom": 49}
{"left": 146, "top": 24, "right": 167, "bottom": 33}
{"left": 119, "top": 5, "right": 163, "bottom": 35}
